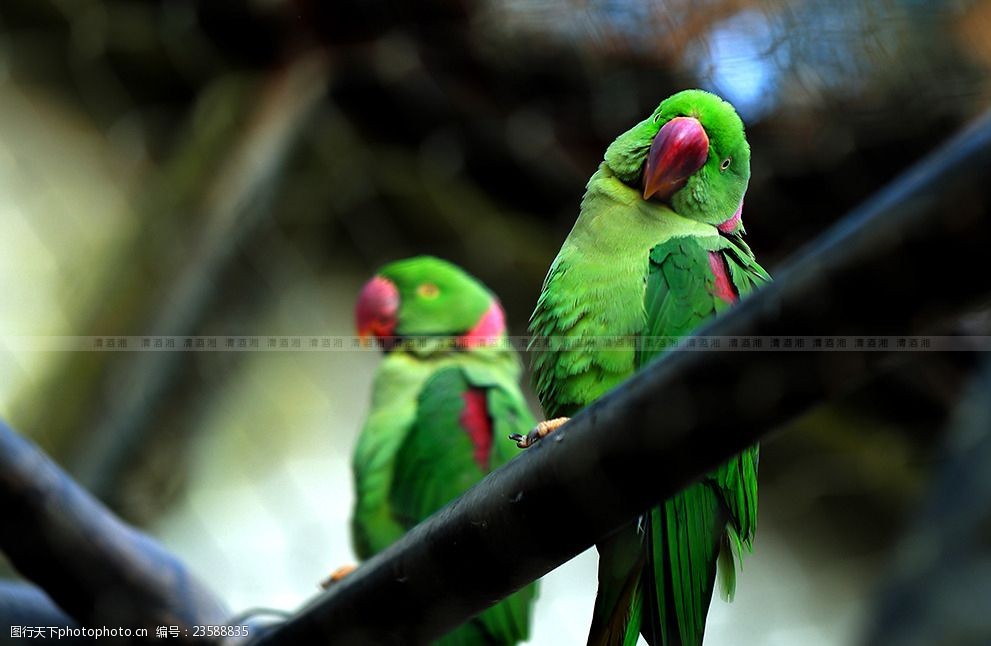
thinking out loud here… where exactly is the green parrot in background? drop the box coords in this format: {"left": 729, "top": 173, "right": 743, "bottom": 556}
{"left": 525, "top": 90, "right": 771, "bottom": 646}
{"left": 349, "top": 255, "right": 537, "bottom": 646}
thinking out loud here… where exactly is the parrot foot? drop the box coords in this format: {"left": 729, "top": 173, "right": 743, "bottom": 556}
{"left": 510, "top": 417, "right": 570, "bottom": 449}
{"left": 319, "top": 564, "right": 357, "bottom": 589}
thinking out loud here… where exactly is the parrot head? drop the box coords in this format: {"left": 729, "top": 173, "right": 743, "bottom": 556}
{"left": 355, "top": 256, "right": 506, "bottom": 348}
{"left": 604, "top": 89, "right": 750, "bottom": 233}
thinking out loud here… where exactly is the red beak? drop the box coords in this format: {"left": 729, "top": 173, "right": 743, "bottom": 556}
{"left": 643, "top": 116, "right": 710, "bottom": 202}
{"left": 355, "top": 275, "right": 399, "bottom": 340}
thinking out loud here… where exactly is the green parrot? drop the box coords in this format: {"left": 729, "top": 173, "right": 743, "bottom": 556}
{"left": 349, "top": 255, "right": 538, "bottom": 646}
{"left": 526, "top": 90, "right": 771, "bottom": 646}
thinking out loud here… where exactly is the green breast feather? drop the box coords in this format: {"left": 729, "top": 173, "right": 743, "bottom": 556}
{"left": 530, "top": 164, "right": 716, "bottom": 419}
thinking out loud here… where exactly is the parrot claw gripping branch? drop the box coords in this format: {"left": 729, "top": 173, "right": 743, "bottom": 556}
{"left": 510, "top": 417, "right": 570, "bottom": 449}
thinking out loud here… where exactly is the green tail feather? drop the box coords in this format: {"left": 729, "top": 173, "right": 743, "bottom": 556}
{"left": 587, "top": 524, "right": 647, "bottom": 646}
{"left": 717, "top": 529, "right": 739, "bottom": 602}
{"left": 587, "top": 577, "right": 642, "bottom": 646}
{"left": 643, "top": 486, "right": 727, "bottom": 646}
{"left": 437, "top": 618, "right": 497, "bottom": 646}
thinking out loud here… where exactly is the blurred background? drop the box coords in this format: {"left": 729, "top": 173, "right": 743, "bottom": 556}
{"left": 1, "top": 0, "right": 990, "bottom": 644}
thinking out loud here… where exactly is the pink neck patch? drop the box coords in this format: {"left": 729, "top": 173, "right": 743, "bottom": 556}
{"left": 707, "top": 251, "right": 738, "bottom": 304}
{"left": 459, "top": 300, "right": 506, "bottom": 348}
{"left": 717, "top": 200, "right": 744, "bottom": 234}
{"left": 459, "top": 390, "right": 492, "bottom": 470}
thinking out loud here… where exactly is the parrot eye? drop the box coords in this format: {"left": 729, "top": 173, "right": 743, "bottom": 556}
{"left": 720, "top": 157, "right": 732, "bottom": 171}
{"left": 417, "top": 283, "right": 440, "bottom": 299}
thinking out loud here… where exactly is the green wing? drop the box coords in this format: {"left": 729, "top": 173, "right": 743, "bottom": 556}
{"left": 638, "top": 235, "right": 770, "bottom": 646}
{"left": 707, "top": 233, "right": 766, "bottom": 558}
{"left": 390, "top": 366, "right": 537, "bottom": 646}
{"left": 722, "top": 234, "right": 772, "bottom": 299}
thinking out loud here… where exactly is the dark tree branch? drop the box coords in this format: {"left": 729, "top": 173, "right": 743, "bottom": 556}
{"left": 0, "top": 420, "right": 228, "bottom": 637}
{"left": 252, "top": 109, "right": 991, "bottom": 645}
{"left": 864, "top": 357, "right": 991, "bottom": 646}
{"left": 0, "top": 581, "right": 78, "bottom": 632}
